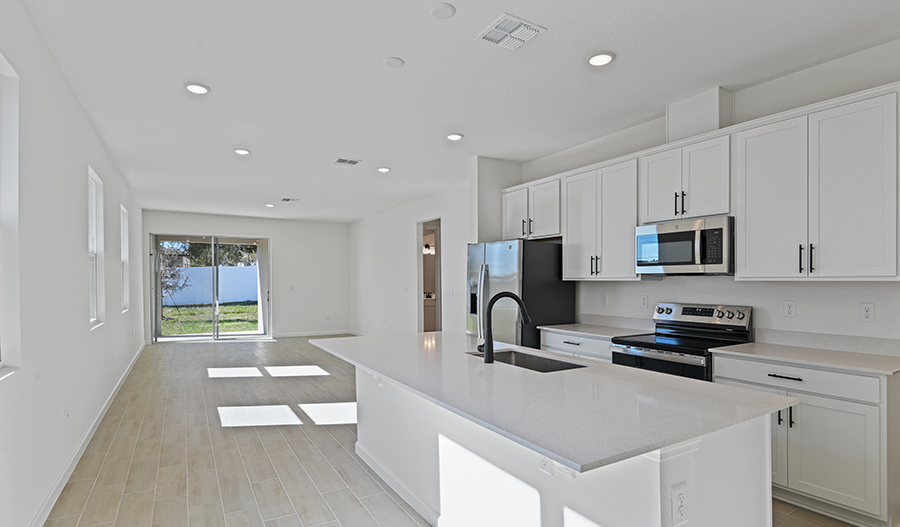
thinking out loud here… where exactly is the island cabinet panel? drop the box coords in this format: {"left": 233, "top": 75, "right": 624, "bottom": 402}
{"left": 638, "top": 136, "right": 729, "bottom": 225}
{"left": 714, "top": 354, "right": 890, "bottom": 523}
{"left": 736, "top": 93, "right": 898, "bottom": 280}
{"left": 788, "top": 392, "right": 881, "bottom": 516}
{"left": 561, "top": 160, "right": 637, "bottom": 280}
{"left": 717, "top": 378, "right": 788, "bottom": 486}
{"left": 501, "top": 180, "right": 561, "bottom": 240}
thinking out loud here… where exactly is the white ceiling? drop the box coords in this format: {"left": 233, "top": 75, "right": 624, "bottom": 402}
{"left": 20, "top": 0, "right": 900, "bottom": 222}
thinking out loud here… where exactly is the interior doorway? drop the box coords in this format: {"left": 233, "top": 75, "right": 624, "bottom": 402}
{"left": 421, "top": 219, "right": 441, "bottom": 332}
{"left": 151, "top": 234, "right": 271, "bottom": 341}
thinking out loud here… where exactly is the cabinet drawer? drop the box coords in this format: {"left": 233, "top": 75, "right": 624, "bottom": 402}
{"left": 714, "top": 356, "right": 880, "bottom": 404}
{"left": 542, "top": 331, "right": 610, "bottom": 359}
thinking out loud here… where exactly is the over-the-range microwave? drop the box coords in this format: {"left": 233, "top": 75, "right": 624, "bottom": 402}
{"left": 635, "top": 215, "right": 733, "bottom": 275}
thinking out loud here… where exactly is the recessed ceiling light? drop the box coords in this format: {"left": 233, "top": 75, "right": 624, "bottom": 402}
{"left": 184, "top": 82, "right": 210, "bottom": 95}
{"left": 234, "top": 148, "right": 251, "bottom": 156}
{"left": 447, "top": 133, "right": 464, "bottom": 141}
{"left": 383, "top": 57, "right": 405, "bottom": 68}
{"left": 587, "top": 52, "right": 616, "bottom": 67}
{"left": 377, "top": 167, "right": 391, "bottom": 173}
{"left": 265, "top": 203, "right": 275, "bottom": 208}
{"left": 431, "top": 3, "right": 456, "bottom": 19}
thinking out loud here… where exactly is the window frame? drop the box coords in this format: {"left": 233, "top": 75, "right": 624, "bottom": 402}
{"left": 88, "top": 167, "right": 105, "bottom": 329}
{"left": 120, "top": 204, "right": 129, "bottom": 312}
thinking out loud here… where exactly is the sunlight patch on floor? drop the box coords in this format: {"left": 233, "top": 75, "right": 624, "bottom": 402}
{"left": 217, "top": 405, "right": 302, "bottom": 427}
{"left": 298, "top": 402, "right": 357, "bottom": 425}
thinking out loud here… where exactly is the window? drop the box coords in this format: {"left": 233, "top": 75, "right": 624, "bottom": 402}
{"left": 120, "top": 205, "right": 129, "bottom": 311}
{"left": 0, "top": 50, "right": 21, "bottom": 374}
{"left": 88, "top": 167, "right": 104, "bottom": 327}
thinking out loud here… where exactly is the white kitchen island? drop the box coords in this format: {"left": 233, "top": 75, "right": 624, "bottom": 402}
{"left": 311, "top": 332, "right": 795, "bottom": 527}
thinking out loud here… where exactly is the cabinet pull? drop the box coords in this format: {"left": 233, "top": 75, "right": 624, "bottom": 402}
{"left": 789, "top": 406, "right": 794, "bottom": 428}
{"left": 799, "top": 244, "right": 804, "bottom": 273}
{"left": 590, "top": 256, "right": 595, "bottom": 275}
{"left": 768, "top": 373, "right": 803, "bottom": 382}
{"left": 681, "top": 191, "right": 686, "bottom": 215}
{"left": 777, "top": 410, "right": 783, "bottom": 426}
{"left": 522, "top": 219, "right": 526, "bottom": 236}
{"left": 674, "top": 192, "right": 679, "bottom": 216}
{"left": 528, "top": 218, "right": 533, "bottom": 235}
{"left": 562, "top": 341, "right": 582, "bottom": 346}
{"left": 809, "top": 244, "right": 815, "bottom": 273}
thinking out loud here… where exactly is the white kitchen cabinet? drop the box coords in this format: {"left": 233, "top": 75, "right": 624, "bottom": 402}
{"left": 736, "top": 94, "right": 897, "bottom": 279}
{"left": 501, "top": 180, "right": 560, "bottom": 240}
{"left": 638, "top": 136, "right": 729, "bottom": 224}
{"left": 787, "top": 392, "right": 881, "bottom": 516}
{"left": 540, "top": 329, "right": 612, "bottom": 362}
{"left": 714, "top": 354, "right": 889, "bottom": 521}
{"left": 561, "top": 160, "right": 638, "bottom": 280}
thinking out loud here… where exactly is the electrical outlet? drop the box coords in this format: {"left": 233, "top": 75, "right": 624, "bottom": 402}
{"left": 600, "top": 293, "right": 608, "bottom": 307}
{"left": 671, "top": 482, "right": 688, "bottom": 526}
{"left": 640, "top": 295, "right": 649, "bottom": 309}
{"left": 538, "top": 455, "right": 553, "bottom": 476}
{"left": 784, "top": 300, "right": 796, "bottom": 318}
{"left": 448, "top": 289, "right": 453, "bottom": 296}
{"left": 132, "top": 324, "right": 136, "bottom": 337}
{"left": 860, "top": 303, "right": 875, "bottom": 322}
{"left": 64, "top": 403, "right": 69, "bottom": 419}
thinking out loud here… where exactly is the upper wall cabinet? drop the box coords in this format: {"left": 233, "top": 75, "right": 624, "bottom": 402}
{"left": 561, "top": 160, "right": 638, "bottom": 280}
{"left": 501, "top": 180, "right": 560, "bottom": 240}
{"left": 735, "top": 93, "right": 898, "bottom": 279}
{"left": 638, "top": 136, "right": 730, "bottom": 224}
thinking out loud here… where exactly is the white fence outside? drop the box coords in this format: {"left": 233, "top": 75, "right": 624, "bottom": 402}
{"left": 162, "top": 266, "right": 259, "bottom": 306}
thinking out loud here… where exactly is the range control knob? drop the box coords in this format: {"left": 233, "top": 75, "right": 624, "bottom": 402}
{"left": 726, "top": 310, "right": 735, "bottom": 319}
{"left": 656, "top": 307, "right": 665, "bottom": 314}
{"left": 715, "top": 310, "right": 725, "bottom": 318}
{"left": 736, "top": 311, "right": 746, "bottom": 320}
{"left": 665, "top": 307, "right": 673, "bottom": 315}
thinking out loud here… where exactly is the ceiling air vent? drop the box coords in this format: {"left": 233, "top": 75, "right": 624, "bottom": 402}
{"left": 478, "top": 13, "right": 545, "bottom": 51}
{"left": 281, "top": 198, "right": 299, "bottom": 202}
{"left": 334, "top": 158, "right": 361, "bottom": 166}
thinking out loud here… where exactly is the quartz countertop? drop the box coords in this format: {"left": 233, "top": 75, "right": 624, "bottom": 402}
{"left": 711, "top": 342, "right": 900, "bottom": 375}
{"left": 311, "top": 332, "right": 794, "bottom": 472}
{"left": 536, "top": 323, "right": 648, "bottom": 339}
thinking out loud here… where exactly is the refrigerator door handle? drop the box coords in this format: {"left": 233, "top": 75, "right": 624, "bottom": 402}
{"left": 476, "top": 264, "right": 488, "bottom": 341}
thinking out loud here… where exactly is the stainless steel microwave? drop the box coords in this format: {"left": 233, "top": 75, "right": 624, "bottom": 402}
{"left": 635, "top": 215, "right": 733, "bottom": 275}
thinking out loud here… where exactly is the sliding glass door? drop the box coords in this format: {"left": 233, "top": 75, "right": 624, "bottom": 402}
{"left": 153, "top": 234, "right": 270, "bottom": 340}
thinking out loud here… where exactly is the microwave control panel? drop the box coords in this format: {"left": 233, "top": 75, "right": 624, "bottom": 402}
{"left": 701, "top": 228, "right": 723, "bottom": 264}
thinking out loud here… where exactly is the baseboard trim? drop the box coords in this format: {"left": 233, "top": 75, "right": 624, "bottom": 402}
{"left": 274, "top": 330, "right": 361, "bottom": 338}
{"left": 356, "top": 442, "right": 439, "bottom": 526}
{"left": 772, "top": 486, "right": 884, "bottom": 527}
{"left": 30, "top": 341, "right": 147, "bottom": 527}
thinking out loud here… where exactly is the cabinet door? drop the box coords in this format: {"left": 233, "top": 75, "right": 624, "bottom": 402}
{"left": 808, "top": 94, "right": 897, "bottom": 278}
{"left": 715, "top": 378, "right": 788, "bottom": 487}
{"left": 561, "top": 172, "right": 597, "bottom": 280}
{"left": 597, "top": 160, "right": 638, "bottom": 279}
{"left": 501, "top": 188, "right": 528, "bottom": 240}
{"left": 528, "top": 180, "right": 561, "bottom": 238}
{"left": 787, "top": 392, "right": 881, "bottom": 516}
{"left": 639, "top": 148, "right": 682, "bottom": 224}
{"left": 734, "top": 117, "right": 809, "bottom": 279}
{"left": 681, "top": 136, "right": 730, "bottom": 219}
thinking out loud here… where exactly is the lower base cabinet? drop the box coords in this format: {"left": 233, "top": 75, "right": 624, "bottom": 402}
{"left": 715, "top": 355, "right": 892, "bottom": 525}
{"left": 540, "top": 329, "right": 612, "bottom": 362}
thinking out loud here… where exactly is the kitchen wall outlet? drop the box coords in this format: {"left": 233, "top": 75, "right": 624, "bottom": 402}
{"left": 600, "top": 293, "right": 608, "bottom": 307}
{"left": 640, "top": 295, "right": 649, "bottom": 309}
{"left": 448, "top": 289, "right": 453, "bottom": 296}
{"left": 784, "top": 300, "right": 796, "bottom": 318}
{"left": 860, "top": 303, "right": 875, "bottom": 322}
{"left": 671, "top": 482, "right": 688, "bottom": 526}
{"left": 538, "top": 455, "right": 553, "bottom": 476}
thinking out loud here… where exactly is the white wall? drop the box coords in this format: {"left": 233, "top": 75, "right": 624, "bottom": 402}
{"left": 143, "top": 211, "right": 350, "bottom": 338}
{"left": 350, "top": 182, "right": 469, "bottom": 336}
{"left": 0, "top": 1, "right": 145, "bottom": 525}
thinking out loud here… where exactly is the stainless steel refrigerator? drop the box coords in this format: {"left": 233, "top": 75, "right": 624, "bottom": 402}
{"left": 466, "top": 240, "right": 576, "bottom": 348}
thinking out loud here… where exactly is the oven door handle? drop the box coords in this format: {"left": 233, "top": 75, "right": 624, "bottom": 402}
{"left": 611, "top": 345, "right": 707, "bottom": 367}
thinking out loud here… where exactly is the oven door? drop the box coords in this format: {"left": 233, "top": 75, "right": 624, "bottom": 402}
{"left": 635, "top": 219, "right": 703, "bottom": 274}
{"left": 612, "top": 346, "right": 710, "bottom": 381}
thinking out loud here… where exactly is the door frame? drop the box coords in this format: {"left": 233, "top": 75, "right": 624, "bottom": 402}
{"left": 150, "top": 232, "right": 272, "bottom": 341}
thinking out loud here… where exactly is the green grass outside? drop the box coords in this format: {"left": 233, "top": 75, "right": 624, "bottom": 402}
{"left": 161, "top": 301, "right": 259, "bottom": 335}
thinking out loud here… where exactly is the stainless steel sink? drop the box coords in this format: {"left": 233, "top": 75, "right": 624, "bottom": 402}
{"left": 467, "top": 350, "right": 587, "bottom": 373}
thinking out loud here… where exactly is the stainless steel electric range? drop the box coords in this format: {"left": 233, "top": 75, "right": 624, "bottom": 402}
{"left": 610, "top": 302, "right": 752, "bottom": 381}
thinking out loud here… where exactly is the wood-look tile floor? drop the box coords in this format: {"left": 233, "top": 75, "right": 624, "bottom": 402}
{"left": 43, "top": 336, "right": 856, "bottom": 527}
{"left": 44, "top": 336, "right": 429, "bottom": 527}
